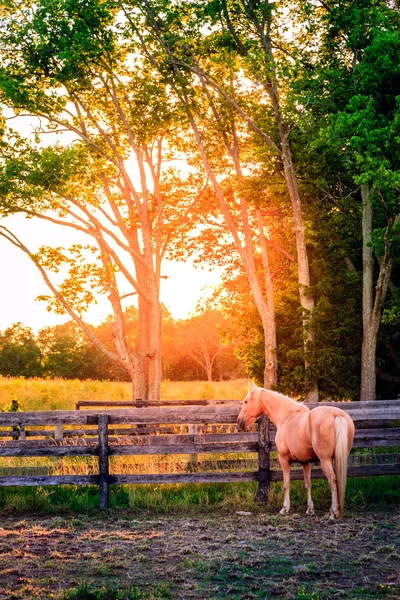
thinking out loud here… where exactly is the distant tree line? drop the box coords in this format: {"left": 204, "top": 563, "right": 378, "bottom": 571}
{"left": 0, "top": 310, "right": 244, "bottom": 382}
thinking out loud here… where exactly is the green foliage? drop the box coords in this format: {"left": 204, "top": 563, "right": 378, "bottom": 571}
{"left": 0, "top": 309, "right": 244, "bottom": 383}
{"left": 0, "top": 323, "right": 42, "bottom": 377}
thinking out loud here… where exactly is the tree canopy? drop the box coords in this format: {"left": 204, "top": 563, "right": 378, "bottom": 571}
{"left": 0, "top": 0, "right": 399, "bottom": 399}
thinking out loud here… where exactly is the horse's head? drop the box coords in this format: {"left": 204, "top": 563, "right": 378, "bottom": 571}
{"left": 237, "top": 382, "right": 264, "bottom": 431}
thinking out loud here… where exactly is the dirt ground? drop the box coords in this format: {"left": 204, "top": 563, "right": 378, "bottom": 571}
{"left": 0, "top": 508, "right": 399, "bottom": 600}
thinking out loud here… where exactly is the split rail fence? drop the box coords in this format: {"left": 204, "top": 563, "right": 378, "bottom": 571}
{"left": 0, "top": 400, "right": 399, "bottom": 508}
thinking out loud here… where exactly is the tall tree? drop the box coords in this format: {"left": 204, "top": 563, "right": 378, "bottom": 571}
{"left": 297, "top": 0, "right": 400, "bottom": 400}
{"left": 0, "top": 0, "right": 199, "bottom": 399}
{"left": 125, "top": 0, "right": 319, "bottom": 399}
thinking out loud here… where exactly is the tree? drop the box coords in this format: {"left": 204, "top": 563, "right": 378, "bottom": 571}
{"left": 0, "top": 323, "right": 42, "bottom": 377}
{"left": 177, "top": 309, "right": 232, "bottom": 382}
{"left": 126, "top": 0, "right": 319, "bottom": 399}
{"left": 297, "top": 0, "right": 400, "bottom": 400}
{"left": 0, "top": 0, "right": 200, "bottom": 399}
{"left": 38, "top": 320, "right": 129, "bottom": 380}
{"left": 38, "top": 322, "right": 85, "bottom": 379}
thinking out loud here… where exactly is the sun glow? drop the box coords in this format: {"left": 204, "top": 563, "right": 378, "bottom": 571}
{"left": 0, "top": 213, "right": 223, "bottom": 332}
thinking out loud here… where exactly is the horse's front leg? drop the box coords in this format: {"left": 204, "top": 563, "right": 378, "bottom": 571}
{"left": 303, "top": 463, "right": 314, "bottom": 516}
{"left": 279, "top": 456, "right": 291, "bottom": 515}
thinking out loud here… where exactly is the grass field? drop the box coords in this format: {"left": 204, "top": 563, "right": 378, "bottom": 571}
{"left": 0, "top": 377, "right": 248, "bottom": 411}
{"left": 0, "top": 376, "right": 399, "bottom": 516}
{"left": 0, "top": 378, "right": 398, "bottom": 514}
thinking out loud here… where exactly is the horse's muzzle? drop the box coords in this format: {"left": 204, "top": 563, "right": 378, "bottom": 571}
{"left": 237, "top": 417, "right": 246, "bottom": 431}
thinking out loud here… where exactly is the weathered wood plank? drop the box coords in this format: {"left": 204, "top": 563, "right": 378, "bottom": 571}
{"left": 0, "top": 446, "right": 98, "bottom": 457}
{"left": 0, "top": 461, "right": 397, "bottom": 489}
{"left": 117, "top": 432, "right": 257, "bottom": 445}
{"left": 0, "top": 475, "right": 98, "bottom": 486}
{"left": 99, "top": 406, "right": 242, "bottom": 425}
{"left": 77, "top": 400, "right": 210, "bottom": 408}
{"left": 77, "top": 401, "right": 136, "bottom": 409}
{"left": 0, "top": 426, "right": 397, "bottom": 456}
{"left": 0, "top": 402, "right": 399, "bottom": 427}
{"left": 109, "top": 472, "right": 258, "bottom": 485}
{"left": 305, "top": 400, "right": 400, "bottom": 409}
{"left": 354, "top": 428, "right": 400, "bottom": 440}
{"left": 109, "top": 442, "right": 259, "bottom": 456}
{"left": 0, "top": 406, "right": 241, "bottom": 426}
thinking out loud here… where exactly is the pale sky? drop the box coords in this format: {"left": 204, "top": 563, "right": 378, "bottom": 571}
{"left": 0, "top": 213, "right": 223, "bottom": 333}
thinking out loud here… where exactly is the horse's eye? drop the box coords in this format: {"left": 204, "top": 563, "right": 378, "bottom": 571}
{"left": 244, "top": 400, "right": 247, "bottom": 404}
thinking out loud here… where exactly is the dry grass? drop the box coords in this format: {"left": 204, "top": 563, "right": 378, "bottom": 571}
{"left": 0, "top": 377, "right": 249, "bottom": 411}
{"left": 0, "top": 377, "right": 251, "bottom": 492}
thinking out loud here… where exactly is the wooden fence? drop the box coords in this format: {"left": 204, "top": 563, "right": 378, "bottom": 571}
{"left": 0, "top": 400, "right": 399, "bottom": 509}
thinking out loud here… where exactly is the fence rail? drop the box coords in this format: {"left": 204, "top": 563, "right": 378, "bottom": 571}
{"left": 0, "top": 400, "right": 399, "bottom": 508}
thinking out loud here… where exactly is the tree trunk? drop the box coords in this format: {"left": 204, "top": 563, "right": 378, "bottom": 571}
{"left": 360, "top": 184, "right": 376, "bottom": 400}
{"left": 360, "top": 185, "right": 396, "bottom": 400}
{"left": 206, "top": 360, "right": 213, "bottom": 382}
{"left": 147, "top": 299, "right": 163, "bottom": 401}
{"left": 186, "top": 111, "right": 278, "bottom": 390}
{"left": 360, "top": 319, "right": 380, "bottom": 401}
{"left": 256, "top": 208, "right": 278, "bottom": 389}
{"left": 280, "top": 134, "right": 318, "bottom": 401}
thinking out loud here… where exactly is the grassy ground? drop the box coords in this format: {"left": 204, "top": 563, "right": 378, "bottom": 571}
{"left": 0, "top": 377, "right": 399, "bottom": 599}
{"left": 0, "top": 377, "right": 248, "bottom": 411}
{"left": 0, "top": 507, "right": 398, "bottom": 599}
{"left": 0, "top": 475, "right": 398, "bottom": 514}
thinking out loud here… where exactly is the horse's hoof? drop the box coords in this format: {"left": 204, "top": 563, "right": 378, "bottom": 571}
{"left": 279, "top": 508, "right": 289, "bottom": 516}
{"left": 306, "top": 507, "right": 315, "bottom": 516}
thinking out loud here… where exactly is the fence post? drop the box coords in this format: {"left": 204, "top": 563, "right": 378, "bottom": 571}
{"left": 98, "top": 414, "right": 109, "bottom": 509}
{"left": 54, "top": 422, "right": 63, "bottom": 442}
{"left": 135, "top": 398, "right": 145, "bottom": 433}
{"left": 258, "top": 414, "right": 270, "bottom": 504}
{"left": 188, "top": 424, "right": 198, "bottom": 468}
{"left": 19, "top": 424, "right": 26, "bottom": 441}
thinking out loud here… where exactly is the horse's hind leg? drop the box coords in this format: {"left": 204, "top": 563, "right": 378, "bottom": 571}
{"left": 279, "top": 456, "right": 291, "bottom": 515}
{"left": 303, "top": 463, "right": 314, "bottom": 516}
{"left": 320, "top": 457, "right": 339, "bottom": 520}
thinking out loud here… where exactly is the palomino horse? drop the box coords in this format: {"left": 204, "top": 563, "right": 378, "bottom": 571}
{"left": 237, "top": 384, "right": 355, "bottom": 520}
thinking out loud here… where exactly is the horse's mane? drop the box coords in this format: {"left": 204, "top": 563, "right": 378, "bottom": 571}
{"left": 250, "top": 385, "right": 300, "bottom": 407}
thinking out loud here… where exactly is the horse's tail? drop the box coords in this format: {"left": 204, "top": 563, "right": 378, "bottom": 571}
{"left": 334, "top": 416, "right": 349, "bottom": 521}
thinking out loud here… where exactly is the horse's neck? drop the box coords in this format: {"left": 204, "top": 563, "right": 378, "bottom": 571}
{"left": 260, "top": 390, "right": 300, "bottom": 427}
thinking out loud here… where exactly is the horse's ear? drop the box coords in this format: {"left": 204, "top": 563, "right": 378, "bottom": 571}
{"left": 248, "top": 381, "right": 256, "bottom": 391}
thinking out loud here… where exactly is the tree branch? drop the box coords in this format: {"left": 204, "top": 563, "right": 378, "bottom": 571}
{"left": 0, "top": 226, "right": 121, "bottom": 363}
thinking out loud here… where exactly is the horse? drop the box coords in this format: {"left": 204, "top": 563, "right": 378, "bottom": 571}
{"left": 237, "top": 383, "right": 355, "bottom": 520}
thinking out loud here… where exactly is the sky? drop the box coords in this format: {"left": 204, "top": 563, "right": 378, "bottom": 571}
{"left": 0, "top": 213, "right": 224, "bottom": 333}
